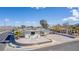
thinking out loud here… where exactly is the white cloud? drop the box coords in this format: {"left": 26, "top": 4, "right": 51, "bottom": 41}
{"left": 63, "top": 16, "right": 79, "bottom": 21}
{"left": 25, "top": 21, "right": 36, "bottom": 24}
{"left": 25, "top": 21, "right": 39, "bottom": 26}
{"left": 67, "top": 7, "right": 73, "bottom": 9}
{"left": 71, "top": 9, "right": 79, "bottom": 18}
{"left": 63, "top": 7, "right": 79, "bottom": 22}
{"left": 4, "top": 18, "right": 10, "bottom": 22}
{"left": 32, "top": 21, "right": 36, "bottom": 24}
{"left": 25, "top": 21, "right": 30, "bottom": 23}
{"left": 15, "top": 21, "right": 21, "bottom": 24}
{"left": 31, "top": 7, "right": 46, "bottom": 10}
{"left": 14, "top": 21, "right": 21, "bottom": 26}
{"left": 35, "top": 7, "right": 40, "bottom": 10}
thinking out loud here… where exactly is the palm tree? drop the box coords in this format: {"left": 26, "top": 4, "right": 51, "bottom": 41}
{"left": 40, "top": 19, "right": 48, "bottom": 29}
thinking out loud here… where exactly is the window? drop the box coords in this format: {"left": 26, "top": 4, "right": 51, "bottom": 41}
{"left": 31, "top": 32, "right": 35, "bottom": 35}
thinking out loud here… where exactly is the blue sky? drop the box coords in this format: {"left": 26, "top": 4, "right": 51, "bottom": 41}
{"left": 0, "top": 7, "right": 79, "bottom": 26}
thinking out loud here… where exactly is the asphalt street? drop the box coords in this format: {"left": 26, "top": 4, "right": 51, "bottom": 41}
{"left": 0, "top": 43, "right": 6, "bottom": 51}
{"left": 34, "top": 40, "right": 79, "bottom": 51}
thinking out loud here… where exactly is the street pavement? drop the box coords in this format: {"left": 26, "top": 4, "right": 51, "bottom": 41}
{"left": 33, "top": 34, "right": 79, "bottom": 51}
{"left": 34, "top": 40, "right": 79, "bottom": 51}
{"left": 0, "top": 43, "right": 6, "bottom": 51}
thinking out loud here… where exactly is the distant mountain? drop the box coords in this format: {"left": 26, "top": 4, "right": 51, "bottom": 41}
{"left": 0, "top": 26, "right": 15, "bottom": 31}
{"left": 74, "top": 23, "right": 79, "bottom": 26}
